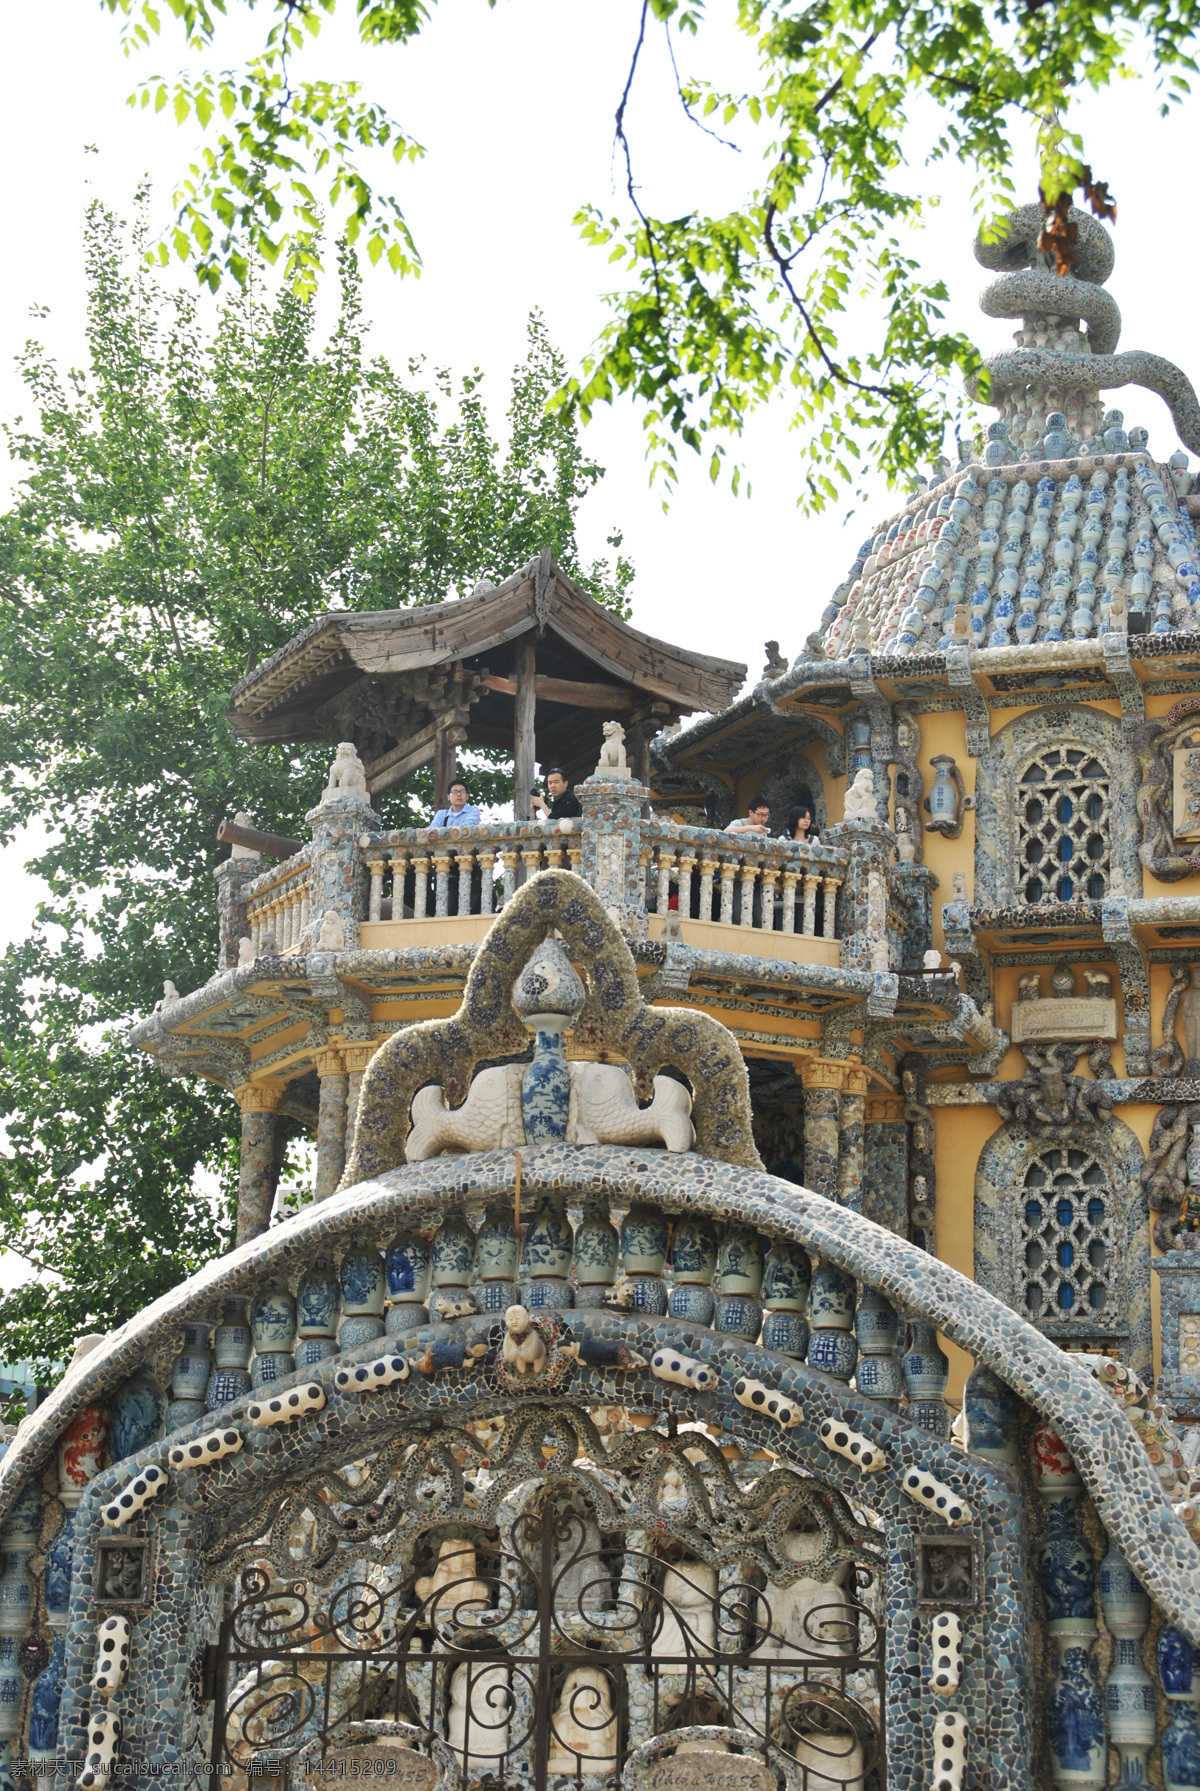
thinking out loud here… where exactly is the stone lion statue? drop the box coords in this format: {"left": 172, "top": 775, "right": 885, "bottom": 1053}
{"left": 321, "top": 741, "right": 369, "bottom": 804}
{"left": 595, "top": 720, "right": 630, "bottom": 778}
{"left": 843, "top": 766, "right": 876, "bottom": 821}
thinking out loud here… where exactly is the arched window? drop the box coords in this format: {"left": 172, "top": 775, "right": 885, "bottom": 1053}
{"left": 1016, "top": 747, "right": 1111, "bottom": 905}
{"left": 1019, "top": 1145, "right": 1117, "bottom": 1329}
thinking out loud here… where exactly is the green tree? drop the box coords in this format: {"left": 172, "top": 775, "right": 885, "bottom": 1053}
{"left": 0, "top": 194, "right": 631, "bottom": 1370}
{"left": 98, "top": 0, "right": 1197, "bottom": 504}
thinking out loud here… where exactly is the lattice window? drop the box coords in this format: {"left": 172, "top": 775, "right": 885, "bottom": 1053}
{"left": 1016, "top": 747, "right": 1111, "bottom": 905}
{"left": 1020, "top": 1147, "right": 1117, "bottom": 1327}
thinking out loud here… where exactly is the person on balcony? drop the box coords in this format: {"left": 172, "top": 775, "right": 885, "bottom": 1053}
{"left": 783, "top": 802, "right": 820, "bottom": 846}
{"left": 430, "top": 781, "right": 481, "bottom": 828}
{"left": 531, "top": 768, "right": 582, "bottom": 823}
{"left": 726, "top": 796, "right": 771, "bottom": 835}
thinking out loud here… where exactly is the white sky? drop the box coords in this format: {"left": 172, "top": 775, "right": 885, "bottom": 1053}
{"left": 0, "top": 0, "right": 1197, "bottom": 953}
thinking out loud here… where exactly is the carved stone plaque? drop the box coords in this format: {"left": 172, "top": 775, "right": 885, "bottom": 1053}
{"left": 645, "top": 1756, "right": 776, "bottom": 1791}
{"left": 1010, "top": 997, "right": 1117, "bottom": 1043}
{"left": 302, "top": 1743, "right": 438, "bottom": 1787}
{"left": 1173, "top": 744, "right": 1200, "bottom": 842}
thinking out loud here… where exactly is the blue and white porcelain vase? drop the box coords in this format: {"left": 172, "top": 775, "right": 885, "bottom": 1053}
{"left": 806, "top": 1327, "right": 858, "bottom": 1382}
{"left": 522, "top": 1275, "right": 574, "bottom": 1311}
{"left": 251, "top": 1282, "right": 297, "bottom": 1353}
{"left": 670, "top": 1217, "right": 717, "bottom": 1286}
{"left": 809, "top": 1264, "right": 856, "bottom": 1330}
{"left": 621, "top": 1205, "right": 669, "bottom": 1277}
{"left": 477, "top": 1203, "right": 519, "bottom": 1282}
{"left": 213, "top": 1297, "right": 253, "bottom": 1369}
{"left": 385, "top": 1232, "right": 433, "bottom": 1306}
{"left": 622, "top": 1277, "right": 669, "bottom": 1317}
{"left": 1048, "top": 1639, "right": 1107, "bottom": 1789}
{"left": 385, "top": 1302, "right": 428, "bottom": 1336}
{"left": 853, "top": 1286, "right": 898, "bottom": 1352}
{"left": 717, "top": 1226, "right": 764, "bottom": 1296}
{"left": 574, "top": 1203, "right": 619, "bottom": 1296}
{"left": 1161, "top": 1631, "right": 1200, "bottom": 1791}
{"left": 251, "top": 1349, "right": 296, "bottom": 1389}
{"left": 522, "top": 1198, "right": 573, "bottom": 1281}
{"left": 512, "top": 939, "right": 585, "bottom": 1143}
{"left": 1106, "top": 1638, "right": 1155, "bottom": 1785}
{"left": 476, "top": 1279, "right": 519, "bottom": 1316}
{"left": 669, "top": 1283, "right": 716, "bottom": 1326}
{"left": 171, "top": 1321, "right": 213, "bottom": 1400}
{"left": 1040, "top": 1492, "right": 1096, "bottom": 1634}
{"left": 962, "top": 1365, "right": 1022, "bottom": 1464}
{"left": 111, "top": 1361, "right": 166, "bottom": 1462}
{"left": 760, "top": 1309, "right": 809, "bottom": 1357}
{"left": 297, "top": 1259, "right": 340, "bottom": 1336}
{"left": 295, "top": 1336, "right": 340, "bottom": 1367}
{"left": 854, "top": 1350, "right": 904, "bottom": 1400}
{"left": 26, "top": 1632, "right": 65, "bottom": 1766}
{"left": 0, "top": 1638, "right": 20, "bottom": 1741}
{"left": 762, "top": 1242, "right": 811, "bottom": 1312}
{"left": 205, "top": 1364, "right": 252, "bottom": 1411}
{"left": 1100, "top": 1543, "right": 1150, "bottom": 1640}
{"left": 432, "top": 1212, "right": 476, "bottom": 1287}
{"left": 0, "top": 1549, "right": 32, "bottom": 1639}
{"left": 713, "top": 1292, "right": 763, "bottom": 1343}
{"left": 338, "top": 1314, "right": 386, "bottom": 1349}
{"left": 902, "top": 1321, "right": 949, "bottom": 1399}
{"left": 166, "top": 1397, "right": 205, "bottom": 1434}
{"left": 44, "top": 1511, "right": 74, "bottom": 1628}
{"left": 340, "top": 1245, "right": 385, "bottom": 1315}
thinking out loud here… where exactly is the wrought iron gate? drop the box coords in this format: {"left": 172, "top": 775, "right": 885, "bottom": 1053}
{"left": 209, "top": 1499, "right": 884, "bottom": 1789}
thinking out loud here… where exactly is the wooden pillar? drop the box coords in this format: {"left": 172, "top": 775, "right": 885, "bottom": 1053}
{"left": 433, "top": 724, "right": 457, "bottom": 809}
{"left": 513, "top": 635, "right": 537, "bottom": 820}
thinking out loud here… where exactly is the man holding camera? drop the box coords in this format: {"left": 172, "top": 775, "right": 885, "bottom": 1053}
{"left": 531, "top": 768, "right": 581, "bottom": 822}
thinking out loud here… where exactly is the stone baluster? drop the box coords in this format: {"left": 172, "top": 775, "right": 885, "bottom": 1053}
{"left": 760, "top": 1241, "right": 811, "bottom": 1356}
{"left": 434, "top": 851, "right": 452, "bottom": 917}
{"left": 295, "top": 1258, "right": 341, "bottom": 1366}
{"left": 760, "top": 865, "right": 778, "bottom": 932}
{"left": 250, "top": 1281, "right": 298, "bottom": 1391}
{"left": 780, "top": 870, "right": 798, "bottom": 934}
{"left": 521, "top": 843, "right": 542, "bottom": 887}
{"left": 799, "top": 1059, "right": 845, "bottom": 1202}
{"left": 618, "top": 1204, "right": 670, "bottom": 1316}
{"left": 456, "top": 849, "right": 476, "bottom": 916}
{"left": 413, "top": 851, "right": 430, "bottom": 919}
{"left": 853, "top": 1288, "right": 903, "bottom": 1398}
{"left": 801, "top": 873, "right": 820, "bottom": 937}
{"left": 668, "top": 1216, "right": 717, "bottom": 1325}
{"left": 367, "top": 856, "right": 386, "bottom": 921}
{"left": 574, "top": 1198, "right": 619, "bottom": 1309}
{"left": 1034, "top": 1424, "right": 1106, "bottom": 1791}
{"left": 676, "top": 852, "right": 696, "bottom": 923}
{"left": 343, "top": 1042, "right": 376, "bottom": 1165}
{"left": 821, "top": 875, "right": 841, "bottom": 939}
{"left": 281, "top": 891, "right": 295, "bottom": 951}
{"left": 498, "top": 849, "right": 517, "bottom": 908}
{"left": 836, "top": 1067, "right": 868, "bottom": 1211}
{"left": 1158, "top": 1626, "right": 1200, "bottom": 1791}
{"left": 566, "top": 842, "right": 583, "bottom": 879}
{"left": 206, "top": 1297, "right": 253, "bottom": 1410}
{"left": 719, "top": 861, "right": 737, "bottom": 925}
{"left": 698, "top": 857, "right": 718, "bottom": 924}
{"left": 656, "top": 848, "right": 675, "bottom": 919}
{"left": 314, "top": 1045, "right": 349, "bottom": 1201}
{"left": 902, "top": 1321, "right": 952, "bottom": 1437}
{"left": 338, "top": 1243, "right": 387, "bottom": 1351}
{"left": 233, "top": 1079, "right": 286, "bottom": 1246}
{"left": 713, "top": 1225, "right": 765, "bottom": 1341}
{"left": 299, "top": 883, "right": 310, "bottom": 938}
{"left": 1101, "top": 1543, "right": 1155, "bottom": 1791}
{"left": 390, "top": 849, "right": 409, "bottom": 919}
{"left": 738, "top": 859, "right": 757, "bottom": 928}
{"left": 806, "top": 1264, "right": 858, "bottom": 1382}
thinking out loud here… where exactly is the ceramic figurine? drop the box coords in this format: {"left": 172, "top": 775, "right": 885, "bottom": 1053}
{"left": 447, "top": 1662, "right": 510, "bottom": 1773}
{"left": 546, "top": 1667, "right": 618, "bottom": 1774}
{"left": 654, "top": 1562, "right": 717, "bottom": 1660}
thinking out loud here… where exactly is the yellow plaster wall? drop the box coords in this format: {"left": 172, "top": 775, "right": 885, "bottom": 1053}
{"left": 934, "top": 1102, "right": 1005, "bottom": 1404}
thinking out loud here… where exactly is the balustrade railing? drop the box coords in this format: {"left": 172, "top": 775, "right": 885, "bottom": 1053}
{"left": 641, "top": 823, "right": 844, "bottom": 940}
{"left": 361, "top": 824, "right": 582, "bottom": 921}
{"left": 244, "top": 851, "right": 313, "bottom": 954}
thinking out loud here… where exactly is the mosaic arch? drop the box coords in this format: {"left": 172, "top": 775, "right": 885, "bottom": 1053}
{"left": 973, "top": 703, "right": 1142, "bottom": 906}
{"left": 974, "top": 1113, "right": 1151, "bottom": 1374}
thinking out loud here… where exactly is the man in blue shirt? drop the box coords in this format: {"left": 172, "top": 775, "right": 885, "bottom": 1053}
{"left": 430, "top": 780, "right": 481, "bottom": 828}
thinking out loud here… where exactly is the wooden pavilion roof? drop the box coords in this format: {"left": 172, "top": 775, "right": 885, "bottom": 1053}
{"left": 228, "top": 555, "right": 746, "bottom": 792}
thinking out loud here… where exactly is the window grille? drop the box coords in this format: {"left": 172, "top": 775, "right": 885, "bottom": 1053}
{"left": 1016, "top": 747, "right": 1110, "bottom": 905}
{"left": 1020, "top": 1147, "right": 1117, "bottom": 1329}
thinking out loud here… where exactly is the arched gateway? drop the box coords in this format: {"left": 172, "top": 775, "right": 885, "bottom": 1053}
{"left": 1, "top": 874, "right": 1198, "bottom": 1790}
